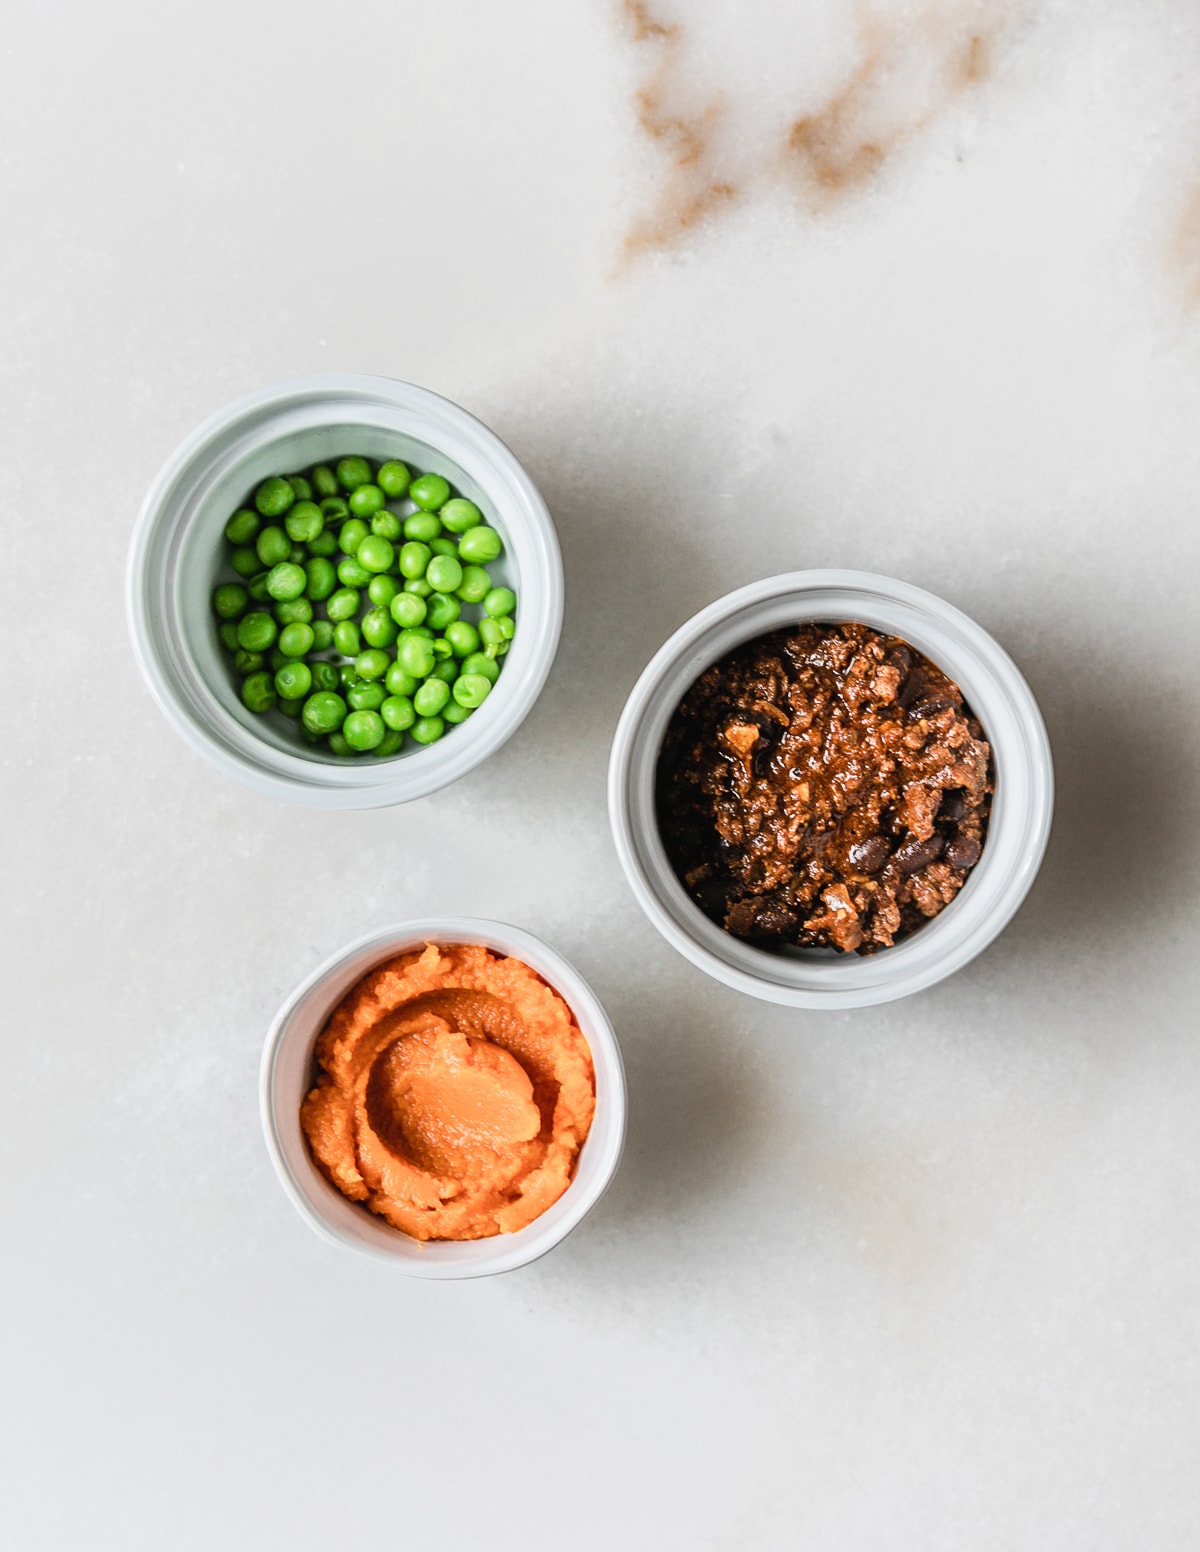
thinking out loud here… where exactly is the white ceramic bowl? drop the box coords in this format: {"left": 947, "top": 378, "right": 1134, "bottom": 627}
{"left": 127, "top": 374, "right": 562, "bottom": 808}
{"left": 609, "top": 571, "right": 1054, "bottom": 1009}
{"left": 260, "top": 919, "right": 626, "bottom": 1276}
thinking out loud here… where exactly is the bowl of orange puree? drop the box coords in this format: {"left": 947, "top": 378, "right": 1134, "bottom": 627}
{"left": 260, "top": 919, "right": 626, "bottom": 1276}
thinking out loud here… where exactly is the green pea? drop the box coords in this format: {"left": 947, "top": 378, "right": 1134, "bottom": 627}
{"left": 404, "top": 511, "right": 441, "bottom": 542}
{"left": 219, "top": 621, "right": 240, "bottom": 652}
{"left": 430, "top": 657, "right": 460, "bottom": 684}
{"left": 302, "top": 690, "right": 346, "bottom": 734}
{"left": 287, "top": 544, "right": 307, "bottom": 565}
{"left": 461, "top": 651, "right": 500, "bottom": 685}
{"left": 311, "top": 620, "right": 335, "bottom": 653}
{"left": 444, "top": 620, "right": 479, "bottom": 657}
{"left": 320, "top": 495, "right": 349, "bottom": 523}
{"left": 328, "top": 731, "right": 353, "bottom": 756}
{"left": 409, "top": 626, "right": 435, "bottom": 639}
{"left": 336, "top": 456, "right": 373, "bottom": 491}
{"left": 439, "top": 497, "right": 483, "bottom": 534}
{"left": 237, "top": 612, "right": 277, "bottom": 652}
{"left": 443, "top": 701, "right": 472, "bottom": 725}
{"left": 333, "top": 620, "right": 362, "bottom": 657}
{"left": 256, "top": 526, "right": 291, "bottom": 567}
{"left": 339, "top": 517, "right": 368, "bottom": 555}
{"left": 213, "top": 583, "right": 248, "bottom": 620}
{"left": 498, "top": 616, "right": 516, "bottom": 640}
{"left": 251, "top": 645, "right": 280, "bottom": 677}
{"left": 356, "top": 535, "right": 394, "bottom": 574}
{"left": 230, "top": 546, "right": 260, "bottom": 577}
{"left": 343, "top": 709, "right": 385, "bottom": 750}
{"left": 347, "top": 679, "right": 386, "bottom": 711}
{"left": 410, "top": 473, "right": 451, "bottom": 511}
{"left": 279, "top": 622, "right": 315, "bottom": 657}
{"left": 385, "top": 662, "right": 418, "bottom": 697}
{"left": 426, "top": 554, "right": 463, "bottom": 593}
{"left": 247, "top": 572, "right": 271, "bottom": 602}
{"left": 354, "top": 648, "right": 390, "bottom": 681}
{"left": 426, "top": 592, "right": 461, "bottom": 631}
{"left": 241, "top": 670, "right": 277, "bottom": 712}
{"left": 278, "top": 695, "right": 303, "bottom": 718}
{"left": 370, "top": 509, "right": 402, "bottom": 542}
{"left": 308, "top": 530, "right": 338, "bottom": 558}
{"left": 327, "top": 587, "right": 360, "bottom": 622}
{"left": 362, "top": 607, "right": 398, "bottom": 648}
{"left": 479, "top": 617, "right": 506, "bottom": 648}
{"left": 275, "top": 598, "right": 313, "bottom": 626}
{"left": 265, "top": 562, "right": 306, "bottom": 601}
{"left": 275, "top": 660, "right": 312, "bottom": 700}
{"left": 389, "top": 592, "right": 426, "bottom": 629}
{"left": 404, "top": 577, "right": 433, "bottom": 598}
{"left": 453, "top": 672, "right": 492, "bottom": 709}
{"left": 399, "top": 541, "right": 431, "bottom": 579}
{"left": 484, "top": 587, "right": 516, "bottom": 618}
{"left": 411, "top": 715, "right": 445, "bottom": 745}
{"left": 338, "top": 665, "right": 362, "bottom": 692}
{"left": 368, "top": 574, "right": 400, "bottom": 607}
{"left": 255, "top": 476, "right": 295, "bottom": 517}
{"left": 348, "top": 483, "right": 385, "bottom": 517}
{"left": 373, "top": 728, "right": 405, "bottom": 757}
{"left": 304, "top": 557, "right": 336, "bottom": 601}
{"left": 377, "top": 460, "right": 411, "bottom": 498}
{"left": 225, "top": 508, "right": 260, "bottom": 546}
{"left": 311, "top": 659, "right": 340, "bottom": 691}
{"left": 414, "top": 678, "right": 450, "bottom": 717}
{"left": 287, "top": 475, "right": 313, "bottom": 502}
{"left": 285, "top": 501, "right": 324, "bottom": 543}
{"left": 458, "top": 526, "right": 502, "bottom": 564}
{"left": 396, "top": 634, "right": 435, "bottom": 679}
{"left": 431, "top": 636, "right": 453, "bottom": 660}
{"left": 381, "top": 694, "right": 415, "bottom": 732}
{"left": 426, "top": 538, "right": 456, "bottom": 560}
{"left": 337, "top": 557, "right": 371, "bottom": 589}
{"left": 456, "top": 565, "right": 492, "bottom": 604}
{"left": 312, "top": 464, "right": 339, "bottom": 498}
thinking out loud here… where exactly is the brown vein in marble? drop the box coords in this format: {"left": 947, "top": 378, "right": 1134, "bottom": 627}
{"left": 623, "top": 0, "right": 672, "bottom": 44}
{"left": 619, "top": 0, "right": 739, "bottom": 258}
{"left": 785, "top": 41, "right": 892, "bottom": 199}
{"left": 783, "top": 9, "right": 1006, "bottom": 206}
{"left": 1171, "top": 185, "right": 1200, "bottom": 307}
{"left": 619, "top": 0, "right": 1020, "bottom": 256}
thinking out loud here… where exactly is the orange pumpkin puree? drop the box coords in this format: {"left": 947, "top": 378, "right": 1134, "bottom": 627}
{"left": 300, "top": 944, "right": 596, "bottom": 1241}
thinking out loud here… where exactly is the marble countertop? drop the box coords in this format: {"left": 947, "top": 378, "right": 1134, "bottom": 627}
{"left": 4, "top": 1, "right": 1199, "bottom": 1547}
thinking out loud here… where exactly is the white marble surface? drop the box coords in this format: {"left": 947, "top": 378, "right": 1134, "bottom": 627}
{"left": 4, "top": 1, "right": 1200, "bottom": 1547}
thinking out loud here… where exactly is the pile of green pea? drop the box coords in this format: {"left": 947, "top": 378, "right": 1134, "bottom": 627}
{"left": 210, "top": 456, "right": 516, "bottom": 756}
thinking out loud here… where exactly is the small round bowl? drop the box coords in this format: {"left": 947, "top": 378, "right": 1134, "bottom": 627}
{"left": 608, "top": 570, "right": 1054, "bottom": 1009}
{"left": 260, "top": 919, "right": 626, "bottom": 1277}
{"left": 127, "top": 374, "right": 562, "bottom": 808}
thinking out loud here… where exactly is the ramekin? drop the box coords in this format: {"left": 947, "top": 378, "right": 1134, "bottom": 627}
{"left": 127, "top": 375, "right": 561, "bottom": 808}
{"left": 608, "top": 571, "right": 1054, "bottom": 1009}
{"left": 260, "top": 919, "right": 626, "bottom": 1277}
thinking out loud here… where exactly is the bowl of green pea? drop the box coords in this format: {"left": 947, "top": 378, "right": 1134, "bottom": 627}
{"left": 128, "top": 375, "right": 562, "bottom": 807}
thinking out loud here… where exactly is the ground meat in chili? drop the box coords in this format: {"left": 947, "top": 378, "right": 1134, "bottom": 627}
{"left": 655, "top": 622, "right": 993, "bottom": 954}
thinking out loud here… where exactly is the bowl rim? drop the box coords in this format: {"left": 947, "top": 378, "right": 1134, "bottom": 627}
{"left": 259, "top": 917, "right": 627, "bottom": 1277}
{"left": 608, "top": 569, "right": 1055, "bottom": 1009}
{"left": 126, "top": 373, "right": 562, "bottom": 809}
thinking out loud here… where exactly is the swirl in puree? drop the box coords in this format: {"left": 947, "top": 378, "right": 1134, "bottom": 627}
{"left": 301, "top": 944, "right": 596, "bottom": 1241}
